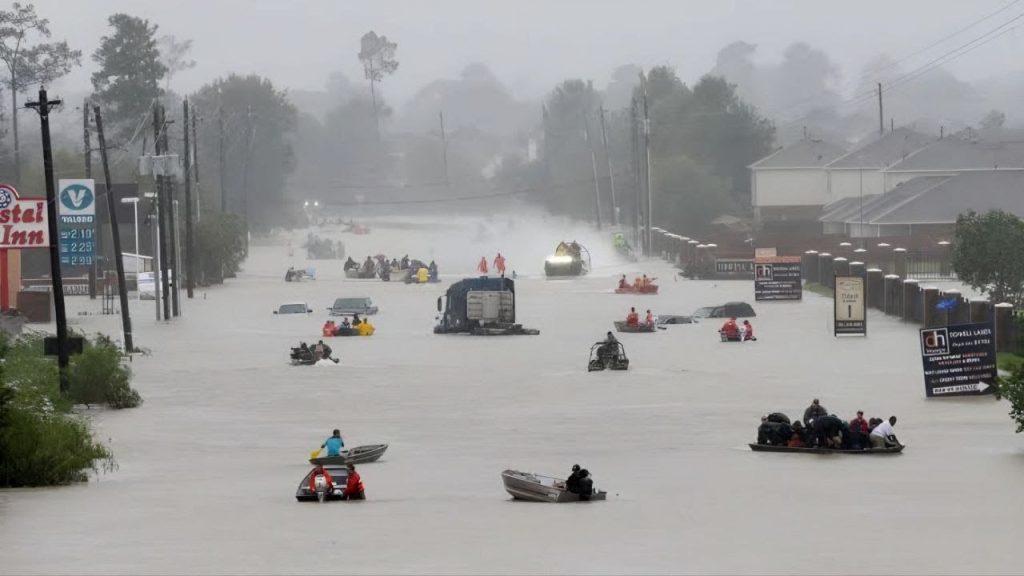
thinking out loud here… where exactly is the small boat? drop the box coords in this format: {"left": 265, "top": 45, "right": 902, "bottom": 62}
{"left": 295, "top": 464, "right": 350, "bottom": 502}
{"left": 748, "top": 443, "right": 904, "bottom": 455}
{"left": 614, "top": 284, "right": 658, "bottom": 294}
{"left": 613, "top": 320, "right": 656, "bottom": 333}
{"left": 501, "top": 469, "right": 607, "bottom": 502}
{"left": 309, "top": 443, "right": 389, "bottom": 465}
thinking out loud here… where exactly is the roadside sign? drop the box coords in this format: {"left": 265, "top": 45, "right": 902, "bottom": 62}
{"left": 57, "top": 179, "right": 96, "bottom": 267}
{"left": 834, "top": 275, "right": 866, "bottom": 335}
{"left": 0, "top": 183, "right": 49, "bottom": 248}
{"left": 919, "top": 322, "right": 997, "bottom": 397}
{"left": 754, "top": 256, "right": 802, "bottom": 301}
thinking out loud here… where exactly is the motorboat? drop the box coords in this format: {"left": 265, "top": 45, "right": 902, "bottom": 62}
{"left": 748, "top": 443, "right": 904, "bottom": 455}
{"left": 295, "top": 464, "right": 350, "bottom": 502}
{"left": 614, "top": 282, "right": 658, "bottom": 294}
{"left": 309, "top": 444, "right": 389, "bottom": 465}
{"left": 613, "top": 320, "right": 656, "bottom": 333}
{"left": 588, "top": 340, "right": 629, "bottom": 371}
{"left": 501, "top": 469, "right": 606, "bottom": 502}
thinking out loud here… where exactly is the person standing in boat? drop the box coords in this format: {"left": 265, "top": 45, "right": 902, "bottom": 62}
{"left": 803, "top": 398, "right": 828, "bottom": 426}
{"left": 565, "top": 464, "right": 582, "bottom": 493}
{"left": 321, "top": 429, "right": 345, "bottom": 457}
{"left": 341, "top": 463, "right": 366, "bottom": 500}
{"left": 870, "top": 416, "right": 901, "bottom": 449}
{"left": 577, "top": 469, "right": 594, "bottom": 501}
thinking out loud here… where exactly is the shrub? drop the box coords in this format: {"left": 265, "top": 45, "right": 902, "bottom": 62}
{"left": 995, "top": 364, "right": 1024, "bottom": 433}
{"left": 0, "top": 406, "right": 114, "bottom": 487}
{"left": 69, "top": 334, "right": 142, "bottom": 409}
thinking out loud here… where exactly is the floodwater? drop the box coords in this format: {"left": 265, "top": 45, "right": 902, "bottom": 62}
{"left": 2, "top": 215, "right": 1022, "bottom": 575}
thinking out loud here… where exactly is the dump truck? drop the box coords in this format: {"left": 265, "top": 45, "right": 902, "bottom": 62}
{"left": 434, "top": 277, "right": 539, "bottom": 335}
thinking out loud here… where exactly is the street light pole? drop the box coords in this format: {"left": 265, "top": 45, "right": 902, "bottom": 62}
{"left": 121, "top": 197, "right": 140, "bottom": 298}
{"left": 25, "top": 88, "right": 70, "bottom": 393}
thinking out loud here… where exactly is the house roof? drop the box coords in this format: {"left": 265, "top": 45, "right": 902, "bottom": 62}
{"left": 827, "top": 128, "right": 932, "bottom": 169}
{"left": 749, "top": 138, "right": 847, "bottom": 169}
{"left": 885, "top": 137, "right": 1024, "bottom": 172}
{"left": 819, "top": 176, "right": 950, "bottom": 224}
{"left": 873, "top": 170, "right": 1024, "bottom": 224}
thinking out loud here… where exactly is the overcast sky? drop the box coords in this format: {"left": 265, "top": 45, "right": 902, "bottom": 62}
{"left": 31, "top": 0, "right": 1024, "bottom": 105}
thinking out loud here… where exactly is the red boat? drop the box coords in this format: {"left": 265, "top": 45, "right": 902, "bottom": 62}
{"left": 614, "top": 284, "right": 658, "bottom": 294}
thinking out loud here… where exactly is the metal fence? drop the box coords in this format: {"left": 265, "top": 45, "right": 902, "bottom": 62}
{"left": 906, "top": 250, "right": 956, "bottom": 280}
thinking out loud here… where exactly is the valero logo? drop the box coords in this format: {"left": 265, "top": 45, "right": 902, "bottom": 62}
{"left": 59, "top": 183, "right": 94, "bottom": 213}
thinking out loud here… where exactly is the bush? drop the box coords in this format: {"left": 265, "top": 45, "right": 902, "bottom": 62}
{"left": 69, "top": 334, "right": 142, "bottom": 409}
{"left": 995, "top": 364, "right": 1024, "bottom": 433}
{"left": 0, "top": 406, "right": 114, "bottom": 487}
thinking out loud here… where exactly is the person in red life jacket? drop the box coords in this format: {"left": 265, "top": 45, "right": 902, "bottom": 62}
{"left": 342, "top": 463, "right": 366, "bottom": 500}
{"left": 618, "top": 274, "right": 629, "bottom": 290}
{"left": 493, "top": 252, "right": 506, "bottom": 276}
{"left": 849, "top": 410, "right": 870, "bottom": 449}
{"left": 308, "top": 464, "right": 334, "bottom": 494}
{"left": 742, "top": 320, "right": 756, "bottom": 341}
{"left": 478, "top": 257, "right": 488, "bottom": 274}
{"left": 720, "top": 317, "right": 739, "bottom": 340}
{"left": 322, "top": 320, "right": 336, "bottom": 337}
{"left": 645, "top": 309, "right": 654, "bottom": 327}
{"left": 626, "top": 307, "right": 639, "bottom": 327}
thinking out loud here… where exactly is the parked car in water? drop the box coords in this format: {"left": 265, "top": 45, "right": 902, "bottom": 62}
{"left": 328, "top": 297, "right": 378, "bottom": 316}
{"left": 275, "top": 302, "right": 313, "bottom": 315}
{"left": 692, "top": 301, "right": 756, "bottom": 319}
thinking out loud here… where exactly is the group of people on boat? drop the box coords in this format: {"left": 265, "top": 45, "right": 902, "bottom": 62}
{"left": 308, "top": 429, "right": 366, "bottom": 500}
{"left": 343, "top": 254, "right": 438, "bottom": 282}
{"left": 284, "top": 267, "right": 312, "bottom": 282}
{"left": 625, "top": 306, "right": 655, "bottom": 328}
{"left": 322, "top": 315, "right": 375, "bottom": 337}
{"left": 563, "top": 464, "right": 595, "bottom": 501}
{"left": 757, "top": 399, "right": 902, "bottom": 450}
{"left": 719, "top": 317, "right": 755, "bottom": 341}
{"left": 618, "top": 274, "right": 656, "bottom": 291}
{"left": 293, "top": 340, "right": 338, "bottom": 364}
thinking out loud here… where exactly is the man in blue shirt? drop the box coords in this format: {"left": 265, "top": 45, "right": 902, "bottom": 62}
{"left": 322, "top": 429, "right": 345, "bottom": 457}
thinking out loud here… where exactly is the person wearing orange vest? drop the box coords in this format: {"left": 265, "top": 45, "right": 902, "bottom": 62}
{"left": 645, "top": 309, "right": 654, "bottom": 327}
{"left": 720, "top": 317, "right": 739, "bottom": 340}
{"left": 626, "top": 307, "right": 639, "bottom": 327}
{"left": 308, "top": 465, "right": 334, "bottom": 494}
{"left": 322, "top": 320, "right": 336, "bottom": 337}
{"left": 493, "top": 252, "right": 506, "bottom": 275}
{"left": 478, "top": 257, "right": 489, "bottom": 274}
{"left": 342, "top": 463, "right": 365, "bottom": 500}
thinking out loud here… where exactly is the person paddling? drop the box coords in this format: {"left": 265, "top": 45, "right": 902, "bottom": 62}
{"left": 321, "top": 429, "right": 345, "bottom": 457}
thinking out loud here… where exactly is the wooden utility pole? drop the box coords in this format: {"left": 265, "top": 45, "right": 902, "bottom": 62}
{"left": 218, "top": 106, "right": 227, "bottom": 212}
{"left": 191, "top": 106, "right": 201, "bottom": 224}
{"left": 630, "top": 96, "right": 642, "bottom": 250}
{"left": 240, "top": 105, "right": 255, "bottom": 225}
{"left": 439, "top": 111, "right": 450, "bottom": 187}
{"left": 26, "top": 88, "right": 70, "bottom": 393}
{"left": 94, "top": 105, "right": 134, "bottom": 353}
{"left": 153, "top": 103, "right": 171, "bottom": 321}
{"left": 599, "top": 105, "right": 618, "bottom": 226}
{"left": 83, "top": 100, "right": 98, "bottom": 299}
{"left": 877, "top": 83, "right": 884, "bottom": 136}
{"left": 183, "top": 99, "right": 195, "bottom": 299}
{"left": 583, "top": 109, "right": 603, "bottom": 230}
{"left": 642, "top": 74, "right": 653, "bottom": 256}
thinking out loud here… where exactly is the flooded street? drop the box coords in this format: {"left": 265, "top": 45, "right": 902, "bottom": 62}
{"left": 2, "top": 216, "right": 1022, "bottom": 575}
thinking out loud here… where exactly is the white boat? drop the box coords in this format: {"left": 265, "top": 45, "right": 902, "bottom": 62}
{"left": 500, "top": 469, "right": 607, "bottom": 503}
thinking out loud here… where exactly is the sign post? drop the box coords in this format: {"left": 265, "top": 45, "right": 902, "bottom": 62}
{"left": 919, "top": 322, "right": 997, "bottom": 397}
{"left": 834, "top": 275, "right": 866, "bottom": 335}
{"left": 754, "top": 256, "right": 802, "bottom": 301}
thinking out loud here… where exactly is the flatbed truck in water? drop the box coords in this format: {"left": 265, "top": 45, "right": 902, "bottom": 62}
{"left": 434, "top": 277, "right": 539, "bottom": 335}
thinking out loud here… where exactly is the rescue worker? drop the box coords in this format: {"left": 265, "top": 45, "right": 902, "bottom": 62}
{"left": 742, "top": 320, "right": 756, "bottom": 341}
{"left": 494, "top": 252, "right": 507, "bottom": 276}
{"left": 322, "top": 320, "right": 336, "bottom": 337}
{"left": 618, "top": 274, "right": 629, "bottom": 290}
{"left": 357, "top": 319, "right": 375, "bottom": 336}
{"left": 317, "top": 340, "right": 334, "bottom": 362}
{"left": 321, "top": 429, "right": 345, "bottom": 457}
{"left": 428, "top": 260, "right": 439, "bottom": 281}
{"left": 626, "top": 307, "right": 640, "bottom": 327}
{"left": 565, "top": 464, "right": 582, "bottom": 493}
{"left": 416, "top": 266, "right": 429, "bottom": 283}
{"left": 645, "top": 309, "right": 654, "bottom": 327}
{"left": 308, "top": 464, "right": 334, "bottom": 495}
{"left": 341, "top": 463, "right": 366, "bottom": 500}
{"left": 478, "top": 257, "right": 489, "bottom": 274}
{"left": 577, "top": 469, "right": 594, "bottom": 501}
{"left": 720, "top": 317, "right": 739, "bottom": 340}
{"left": 598, "top": 331, "right": 618, "bottom": 361}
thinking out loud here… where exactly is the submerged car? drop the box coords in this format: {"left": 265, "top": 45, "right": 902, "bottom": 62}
{"left": 692, "top": 301, "right": 756, "bottom": 319}
{"left": 328, "top": 297, "right": 378, "bottom": 316}
{"left": 275, "top": 302, "right": 313, "bottom": 315}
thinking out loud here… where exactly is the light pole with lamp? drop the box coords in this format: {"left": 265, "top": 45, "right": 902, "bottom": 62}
{"left": 121, "top": 196, "right": 141, "bottom": 296}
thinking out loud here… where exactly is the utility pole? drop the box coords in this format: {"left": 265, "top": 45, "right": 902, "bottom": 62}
{"left": 877, "top": 82, "right": 884, "bottom": 136}
{"left": 94, "top": 105, "right": 134, "bottom": 353}
{"left": 240, "top": 105, "right": 255, "bottom": 226}
{"left": 630, "top": 96, "right": 642, "bottom": 251}
{"left": 161, "top": 106, "right": 180, "bottom": 318}
{"left": 26, "top": 88, "right": 70, "bottom": 394}
{"left": 191, "top": 106, "right": 201, "bottom": 224}
{"left": 153, "top": 103, "right": 171, "bottom": 321}
{"left": 599, "top": 105, "right": 618, "bottom": 226}
{"left": 83, "top": 100, "right": 97, "bottom": 299}
{"left": 218, "top": 106, "right": 227, "bottom": 212}
{"left": 583, "top": 109, "right": 603, "bottom": 230}
{"left": 642, "top": 73, "right": 653, "bottom": 256}
{"left": 439, "top": 111, "right": 450, "bottom": 187}
{"left": 183, "top": 99, "right": 195, "bottom": 299}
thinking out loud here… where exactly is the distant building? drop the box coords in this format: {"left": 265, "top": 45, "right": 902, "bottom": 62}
{"left": 824, "top": 127, "right": 932, "bottom": 204}
{"left": 749, "top": 138, "right": 846, "bottom": 223}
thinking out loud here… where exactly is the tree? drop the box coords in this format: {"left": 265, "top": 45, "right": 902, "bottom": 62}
{"left": 995, "top": 362, "right": 1024, "bottom": 433}
{"left": 157, "top": 34, "right": 195, "bottom": 92}
{"left": 952, "top": 210, "right": 1024, "bottom": 307}
{"left": 652, "top": 155, "right": 732, "bottom": 233}
{"left": 0, "top": 2, "right": 81, "bottom": 184}
{"left": 357, "top": 31, "right": 398, "bottom": 137}
{"left": 91, "top": 14, "right": 167, "bottom": 141}
{"left": 980, "top": 109, "right": 1006, "bottom": 130}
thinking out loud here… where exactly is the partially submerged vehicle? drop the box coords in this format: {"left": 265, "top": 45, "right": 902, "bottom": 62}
{"left": 613, "top": 320, "right": 656, "bottom": 333}
{"left": 275, "top": 302, "right": 313, "bottom": 315}
{"left": 285, "top": 267, "right": 316, "bottom": 282}
{"left": 501, "top": 470, "right": 607, "bottom": 503}
{"left": 748, "top": 444, "right": 904, "bottom": 455}
{"left": 656, "top": 315, "right": 692, "bottom": 325}
{"left": 588, "top": 340, "right": 629, "bottom": 371}
{"left": 434, "top": 277, "right": 539, "bottom": 335}
{"left": 295, "top": 464, "right": 350, "bottom": 502}
{"left": 544, "top": 241, "right": 590, "bottom": 277}
{"left": 310, "top": 444, "right": 389, "bottom": 465}
{"left": 328, "top": 297, "right": 378, "bottom": 316}
{"left": 693, "top": 301, "right": 756, "bottom": 319}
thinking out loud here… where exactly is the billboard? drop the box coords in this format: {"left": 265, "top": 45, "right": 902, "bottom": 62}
{"left": 57, "top": 179, "right": 96, "bottom": 267}
{"left": 919, "top": 322, "right": 997, "bottom": 397}
{"left": 753, "top": 256, "right": 802, "bottom": 301}
{"left": 834, "top": 275, "right": 866, "bottom": 335}
{"left": 0, "top": 184, "right": 49, "bottom": 248}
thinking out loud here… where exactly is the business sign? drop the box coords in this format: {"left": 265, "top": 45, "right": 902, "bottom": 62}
{"left": 57, "top": 179, "right": 96, "bottom": 267}
{"left": 834, "top": 275, "right": 866, "bottom": 335}
{"left": 754, "top": 256, "right": 802, "bottom": 301}
{"left": 715, "top": 258, "right": 754, "bottom": 276}
{"left": 0, "top": 184, "right": 49, "bottom": 248}
{"left": 919, "top": 322, "right": 997, "bottom": 397}
{"left": 754, "top": 247, "right": 777, "bottom": 259}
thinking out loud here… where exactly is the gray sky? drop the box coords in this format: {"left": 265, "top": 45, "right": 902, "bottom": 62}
{"left": 33, "top": 0, "right": 1024, "bottom": 105}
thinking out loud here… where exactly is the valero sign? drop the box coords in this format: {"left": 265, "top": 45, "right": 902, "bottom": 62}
{"left": 0, "top": 183, "right": 49, "bottom": 248}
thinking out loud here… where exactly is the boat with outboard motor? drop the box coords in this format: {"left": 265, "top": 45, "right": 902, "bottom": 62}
{"left": 309, "top": 443, "right": 389, "bottom": 465}
{"left": 295, "top": 464, "right": 350, "bottom": 502}
{"left": 613, "top": 320, "right": 657, "bottom": 333}
{"left": 749, "top": 443, "right": 904, "bottom": 455}
{"left": 501, "top": 469, "right": 607, "bottom": 502}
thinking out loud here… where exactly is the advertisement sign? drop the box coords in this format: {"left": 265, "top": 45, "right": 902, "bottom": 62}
{"left": 919, "top": 322, "right": 997, "bottom": 397}
{"left": 834, "top": 275, "right": 866, "bottom": 335}
{"left": 754, "top": 256, "right": 802, "bottom": 301}
{"left": 715, "top": 258, "right": 754, "bottom": 276}
{"left": 754, "top": 247, "right": 777, "bottom": 259}
{"left": 57, "top": 179, "right": 96, "bottom": 267}
{"left": 0, "top": 184, "right": 49, "bottom": 248}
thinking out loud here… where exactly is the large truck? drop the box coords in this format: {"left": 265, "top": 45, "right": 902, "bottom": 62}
{"left": 434, "top": 277, "right": 539, "bottom": 335}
